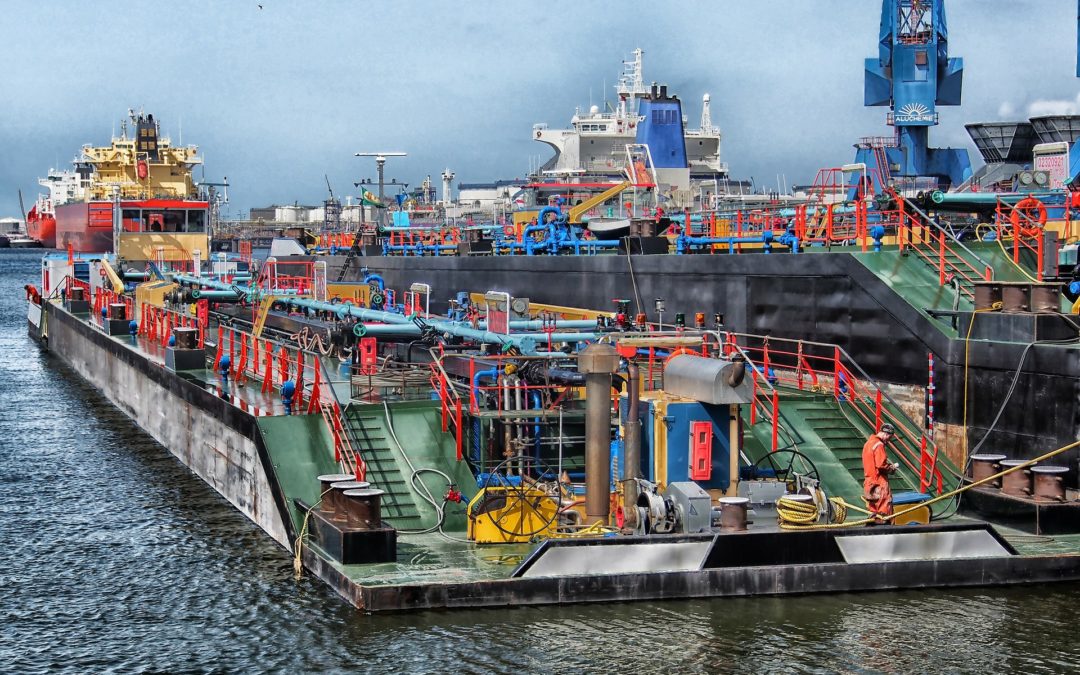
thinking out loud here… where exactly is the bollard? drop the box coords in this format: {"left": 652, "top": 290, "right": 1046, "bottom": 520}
{"left": 317, "top": 473, "right": 355, "bottom": 515}
{"left": 1032, "top": 466, "right": 1068, "bottom": 501}
{"left": 717, "top": 496, "right": 749, "bottom": 531}
{"left": 173, "top": 326, "right": 198, "bottom": 350}
{"left": 330, "top": 480, "right": 370, "bottom": 522}
{"left": 970, "top": 454, "right": 1007, "bottom": 488}
{"left": 1000, "top": 459, "right": 1034, "bottom": 496}
{"left": 342, "top": 487, "right": 383, "bottom": 529}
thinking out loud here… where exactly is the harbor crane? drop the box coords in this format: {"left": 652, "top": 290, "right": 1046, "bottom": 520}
{"left": 856, "top": 0, "right": 971, "bottom": 191}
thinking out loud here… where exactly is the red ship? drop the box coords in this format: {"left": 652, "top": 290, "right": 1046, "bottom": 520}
{"left": 27, "top": 111, "right": 207, "bottom": 253}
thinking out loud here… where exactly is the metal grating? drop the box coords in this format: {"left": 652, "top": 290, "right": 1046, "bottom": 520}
{"left": 1029, "top": 115, "right": 1080, "bottom": 144}
{"left": 965, "top": 122, "right": 1038, "bottom": 163}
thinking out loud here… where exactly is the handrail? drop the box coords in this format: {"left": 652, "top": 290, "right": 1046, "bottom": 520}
{"left": 724, "top": 331, "right": 962, "bottom": 490}
{"left": 713, "top": 333, "right": 806, "bottom": 453}
{"left": 428, "top": 347, "right": 465, "bottom": 461}
{"left": 994, "top": 198, "right": 1046, "bottom": 281}
{"left": 205, "top": 319, "right": 367, "bottom": 476}
{"left": 893, "top": 192, "right": 995, "bottom": 274}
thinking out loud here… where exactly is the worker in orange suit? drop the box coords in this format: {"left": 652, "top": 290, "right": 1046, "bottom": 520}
{"left": 862, "top": 423, "right": 899, "bottom": 523}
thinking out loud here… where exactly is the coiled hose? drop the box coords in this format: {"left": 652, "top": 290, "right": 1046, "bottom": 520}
{"left": 776, "top": 493, "right": 850, "bottom": 529}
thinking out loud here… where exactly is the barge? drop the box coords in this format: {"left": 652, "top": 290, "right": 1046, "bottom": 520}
{"left": 25, "top": 235, "right": 1080, "bottom": 612}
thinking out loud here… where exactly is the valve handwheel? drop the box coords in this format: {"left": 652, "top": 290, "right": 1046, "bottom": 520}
{"left": 479, "top": 455, "right": 564, "bottom": 539}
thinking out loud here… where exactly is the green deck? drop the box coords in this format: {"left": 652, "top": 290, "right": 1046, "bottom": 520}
{"left": 341, "top": 401, "right": 476, "bottom": 532}
{"left": 744, "top": 386, "right": 963, "bottom": 513}
{"left": 850, "top": 241, "right": 1062, "bottom": 339}
{"left": 257, "top": 400, "right": 477, "bottom": 533}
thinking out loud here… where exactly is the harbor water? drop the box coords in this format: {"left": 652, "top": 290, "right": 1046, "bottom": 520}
{"left": 2, "top": 249, "right": 1079, "bottom": 674}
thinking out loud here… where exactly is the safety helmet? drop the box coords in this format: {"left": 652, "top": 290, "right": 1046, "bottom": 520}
{"left": 880, "top": 423, "right": 895, "bottom": 436}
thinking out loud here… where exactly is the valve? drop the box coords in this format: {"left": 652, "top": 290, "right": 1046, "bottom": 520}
{"left": 613, "top": 299, "right": 632, "bottom": 330}
{"left": 218, "top": 355, "right": 231, "bottom": 392}
{"left": 281, "top": 380, "right": 296, "bottom": 416}
{"left": 445, "top": 485, "right": 463, "bottom": 504}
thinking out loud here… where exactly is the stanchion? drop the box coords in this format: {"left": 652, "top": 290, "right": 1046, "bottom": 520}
{"left": 213, "top": 325, "right": 224, "bottom": 368}
{"left": 262, "top": 342, "right": 274, "bottom": 393}
{"left": 308, "top": 362, "right": 321, "bottom": 414}
{"left": 295, "top": 351, "right": 305, "bottom": 410}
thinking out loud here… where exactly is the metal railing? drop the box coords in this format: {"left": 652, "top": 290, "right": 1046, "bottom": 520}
{"left": 723, "top": 332, "right": 958, "bottom": 494}
{"left": 893, "top": 194, "right": 994, "bottom": 299}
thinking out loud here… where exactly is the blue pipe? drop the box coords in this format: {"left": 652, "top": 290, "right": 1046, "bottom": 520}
{"left": 538, "top": 205, "right": 563, "bottom": 225}
{"left": 362, "top": 272, "right": 385, "bottom": 290}
{"left": 173, "top": 273, "right": 591, "bottom": 354}
{"left": 357, "top": 322, "right": 598, "bottom": 345}
{"left": 479, "top": 319, "right": 600, "bottom": 330}
{"left": 472, "top": 368, "right": 499, "bottom": 412}
{"left": 523, "top": 224, "right": 548, "bottom": 256}
{"left": 190, "top": 289, "right": 242, "bottom": 301}
{"left": 529, "top": 390, "right": 542, "bottom": 462}
{"left": 675, "top": 230, "right": 800, "bottom": 255}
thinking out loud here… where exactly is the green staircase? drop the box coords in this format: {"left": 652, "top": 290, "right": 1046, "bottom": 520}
{"left": 745, "top": 390, "right": 947, "bottom": 509}
{"left": 342, "top": 401, "right": 476, "bottom": 532}
{"left": 342, "top": 409, "right": 427, "bottom": 530}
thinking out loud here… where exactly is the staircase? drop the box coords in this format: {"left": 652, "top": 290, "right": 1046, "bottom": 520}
{"left": 336, "top": 240, "right": 363, "bottom": 282}
{"left": 341, "top": 409, "right": 426, "bottom": 530}
{"left": 896, "top": 196, "right": 993, "bottom": 303}
{"left": 872, "top": 144, "right": 892, "bottom": 188}
{"left": 746, "top": 391, "right": 930, "bottom": 508}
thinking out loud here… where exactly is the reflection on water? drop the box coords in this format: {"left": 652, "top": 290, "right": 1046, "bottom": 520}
{"left": 1, "top": 250, "right": 1078, "bottom": 673}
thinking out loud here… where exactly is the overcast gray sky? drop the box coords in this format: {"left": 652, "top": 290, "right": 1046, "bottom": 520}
{"left": 1, "top": 0, "right": 1077, "bottom": 219}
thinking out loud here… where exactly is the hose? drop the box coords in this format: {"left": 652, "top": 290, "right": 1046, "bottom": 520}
{"left": 783, "top": 438, "right": 1080, "bottom": 530}
{"left": 382, "top": 400, "right": 454, "bottom": 535}
{"left": 776, "top": 494, "right": 848, "bottom": 528}
{"left": 996, "top": 234, "right": 1040, "bottom": 283}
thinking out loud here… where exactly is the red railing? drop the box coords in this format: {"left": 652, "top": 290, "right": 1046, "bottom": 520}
{"left": 210, "top": 321, "right": 367, "bottom": 479}
{"left": 429, "top": 355, "right": 465, "bottom": 461}
{"left": 386, "top": 226, "right": 462, "bottom": 248}
{"left": 91, "top": 285, "right": 134, "bottom": 323}
{"left": 256, "top": 259, "right": 327, "bottom": 299}
{"left": 321, "top": 232, "right": 356, "bottom": 250}
{"left": 139, "top": 303, "right": 205, "bottom": 348}
{"left": 724, "top": 332, "right": 952, "bottom": 495}
{"left": 994, "top": 197, "right": 1047, "bottom": 281}
{"left": 894, "top": 195, "right": 994, "bottom": 298}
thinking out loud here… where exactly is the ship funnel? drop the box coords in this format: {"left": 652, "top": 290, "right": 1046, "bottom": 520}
{"left": 1030, "top": 115, "right": 1080, "bottom": 144}
{"left": 636, "top": 85, "right": 688, "bottom": 169}
{"left": 965, "top": 122, "right": 1037, "bottom": 163}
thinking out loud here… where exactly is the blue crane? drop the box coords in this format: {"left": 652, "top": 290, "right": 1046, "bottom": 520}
{"left": 855, "top": 0, "right": 972, "bottom": 191}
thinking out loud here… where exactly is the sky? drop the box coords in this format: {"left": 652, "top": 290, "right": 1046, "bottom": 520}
{"left": 1, "top": 0, "right": 1078, "bottom": 219}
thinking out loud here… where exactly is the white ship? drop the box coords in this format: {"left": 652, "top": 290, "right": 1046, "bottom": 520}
{"left": 532, "top": 49, "right": 727, "bottom": 179}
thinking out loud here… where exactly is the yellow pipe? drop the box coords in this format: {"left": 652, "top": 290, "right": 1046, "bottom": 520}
{"left": 98, "top": 259, "right": 125, "bottom": 294}
{"left": 568, "top": 181, "right": 632, "bottom": 224}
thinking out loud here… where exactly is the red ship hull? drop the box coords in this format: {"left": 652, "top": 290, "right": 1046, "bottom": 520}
{"left": 25, "top": 206, "right": 57, "bottom": 248}
{"left": 54, "top": 199, "right": 209, "bottom": 253}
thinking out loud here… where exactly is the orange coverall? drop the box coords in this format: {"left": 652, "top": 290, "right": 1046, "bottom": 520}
{"left": 862, "top": 435, "right": 894, "bottom": 518}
